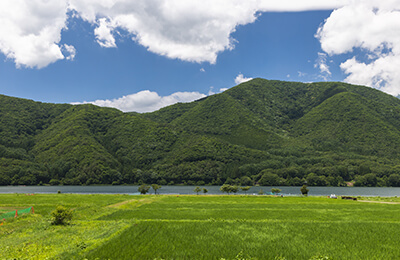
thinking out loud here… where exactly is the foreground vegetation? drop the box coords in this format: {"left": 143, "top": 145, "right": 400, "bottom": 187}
{"left": 3, "top": 79, "right": 400, "bottom": 187}
{"left": 1, "top": 194, "right": 400, "bottom": 259}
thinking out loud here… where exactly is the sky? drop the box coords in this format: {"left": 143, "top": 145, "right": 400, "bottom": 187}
{"left": 0, "top": 0, "right": 400, "bottom": 113}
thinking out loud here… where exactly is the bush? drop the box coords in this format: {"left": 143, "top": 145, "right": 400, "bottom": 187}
{"left": 138, "top": 184, "right": 150, "bottom": 194}
{"left": 300, "top": 185, "right": 309, "bottom": 196}
{"left": 51, "top": 206, "right": 73, "bottom": 225}
{"left": 271, "top": 188, "right": 281, "bottom": 194}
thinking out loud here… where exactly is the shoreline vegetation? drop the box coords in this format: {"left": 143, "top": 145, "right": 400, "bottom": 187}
{"left": 2, "top": 193, "right": 400, "bottom": 259}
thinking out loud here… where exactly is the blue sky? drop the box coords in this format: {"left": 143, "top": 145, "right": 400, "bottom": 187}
{"left": 0, "top": 1, "right": 399, "bottom": 112}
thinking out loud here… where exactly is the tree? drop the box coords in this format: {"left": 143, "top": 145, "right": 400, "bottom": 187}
{"left": 231, "top": 185, "right": 239, "bottom": 195}
{"left": 51, "top": 206, "right": 73, "bottom": 225}
{"left": 224, "top": 177, "right": 235, "bottom": 185}
{"left": 240, "top": 176, "right": 253, "bottom": 186}
{"left": 151, "top": 184, "right": 161, "bottom": 195}
{"left": 258, "top": 171, "right": 281, "bottom": 186}
{"left": 388, "top": 174, "right": 400, "bottom": 187}
{"left": 194, "top": 186, "right": 202, "bottom": 195}
{"left": 271, "top": 188, "right": 281, "bottom": 195}
{"left": 138, "top": 184, "right": 150, "bottom": 194}
{"left": 240, "top": 186, "right": 251, "bottom": 194}
{"left": 203, "top": 188, "right": 208, "bottom": 194}
{"left": 220, "top": 184, "right": 232, "bottom": 194}
{"left": 300, "top": 185, "right": 309, "bottom": 196}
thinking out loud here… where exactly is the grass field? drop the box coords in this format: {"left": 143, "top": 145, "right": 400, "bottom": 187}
{"left": 1, "top": 194, "right": 400, "bottom": 259}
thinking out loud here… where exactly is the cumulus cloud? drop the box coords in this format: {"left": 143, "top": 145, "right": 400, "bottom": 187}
{"left": 72, "top": 85, "right": 238, "bottom": 112}
{"left": 0, "top": 0, "right": 69, "bottom": 68}
{"left": 71, "top": 0, "right": 260, "bottom": 64}
{"left": 94, "top": 18, "right": 116, "bottom": 48}
{"left": 208, "top": 86, "right": 230, "bottom": 96}
{"left": 4, "top": 0, "right": 400, "bottom": 96}
{"left": 316, "top": 0, "right": 400, "bottom": 95}
{"left": 63, "top": 44, "right": 76, "bottom": 61}
{"left": 0, "top": 0, "right": 346, "bottom": 68}
{"left": 73, "top": 90, "right": 206, "bottom": 113}
{"left": 70, "top": 0, "right": 346, "bottom": 64}
{"left": 314, "top": 52, "right": 331, "bottom": 80}
{"left": 235, "top": 73, "right": 253, "bottom": 85}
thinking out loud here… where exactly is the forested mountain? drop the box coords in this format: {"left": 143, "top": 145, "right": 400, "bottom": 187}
{"left": 2, "top": 79, "right": 400, "bottom": 187}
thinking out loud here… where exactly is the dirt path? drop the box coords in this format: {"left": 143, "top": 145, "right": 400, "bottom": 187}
{"left": 358, "top": 200, "right": 400, "bottom": 205}
{"left": 107, "top": 199, "right": 139, "bottom": 208}
{"left": 107, "top": 196, "right": 162, "bottom": 208}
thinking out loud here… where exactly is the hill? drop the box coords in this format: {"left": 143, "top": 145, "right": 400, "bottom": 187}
{"left": 2, "top": 79, "right": 400, "bottom": 187}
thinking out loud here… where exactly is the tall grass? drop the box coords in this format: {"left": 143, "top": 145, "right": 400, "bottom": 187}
{"left": 1, "top": 194, "right": 400, "bottom": 259}
{"left": 85, "top": 220, "right": 400, "bottom": 259}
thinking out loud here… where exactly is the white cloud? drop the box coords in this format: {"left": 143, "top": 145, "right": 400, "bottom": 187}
{"left": 200, "top": 68, "right": 205, "bottom": 72}
{"left": 63, "top": 44, "right": 76, "bottom": 61}
{"left": 72, "top": 85, "right": 237, "bottom": 112}
{"left": 72, "top": 0, "right": 260, "bottom": 64}
{"left": 70, "top": 0, "right": 346, "bottom": 64}
{"left": 298, "top": 71, "right": 307, "bottom": 77}
{"left": 235, "top": 73, "right": 253, "bottom": 85}
{"left": 316, "top": 0, "right": 400, "bottom": 95}
{"left": 0, "top": 1, "right": 346, "bottom": 68}
{"left": 0, "top": 0, "right": 69, "bottom": 68}
{"left": 314, "top": 52, "right": 331, "bottom": 80}
{"left": 73, "top": 90, "right": 206, "bottom": 113}
{"left": 5, "top": 0, "right": 400, "bottom": 96}
{"left": 208, "top": 86, "right": 229, "bottom": 96}
{"left": 208, "top": 86, "right": 216, "bottom": 96}
{"left": 94, "top": 18, "right": 116, "bottom": 48}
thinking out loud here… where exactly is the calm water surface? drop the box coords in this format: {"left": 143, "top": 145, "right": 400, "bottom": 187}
{"left": 1, "top": 185, "right": 400, "bottom": 197}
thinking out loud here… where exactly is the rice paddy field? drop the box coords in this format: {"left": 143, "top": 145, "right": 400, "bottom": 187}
{"left": 1, "top": 194, "right": 400, "bottom": 259}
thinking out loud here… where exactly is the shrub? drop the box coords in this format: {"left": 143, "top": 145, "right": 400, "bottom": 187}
{"left": 300, "top": 185, "right": 309, "bottom": 196}
{"left": 194, "top": 186, "right": 202, "bottom": 195}
{"left": 138, "top": 184, "right": 150, "bottom": 194}
{"left": 51, "top": 206, "right": 73, "bottom": 225}
{"left": 271, "top": 188, "right": 281, "bottom": 194}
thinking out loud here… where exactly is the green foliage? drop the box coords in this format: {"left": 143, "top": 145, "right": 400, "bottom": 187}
{"left": 231, "top": 185, "right": 239, "bottom": 194}
{"left": 151, "top": 184, "right": 161, "bottom": 195}
{"left": 388, "top": 174, "right": 400, "bottom": 187}
{"left": 354, "top": 173, "right": 378, "bottom": 187}
{"left": 194, "top": 186, "right": 202, "bottom": 195}
{"left": 240, "top": 186, "right": 251, "bottom": 194}
{"left": 259, "top": 170, "right": 281, "bottom": 186}
{"left": 220, "top": 184, "right": 236, "bottom": 194}
{"left": 271, "top": 188, "right": 281, "bottom": 194}
{"left": 3, "top": 79, "right": 400, "bottom": 186}
{"left": 51, "top": 205, "right": 73, "bottom": 225}
{"left": 203, "top": 188, "right": 208, "bottom": 194}
{"left": 138, "top": 184, "right": 150, "bottom": 194}
{"left": 301, "top": 185, "right": 309, "bottom": 196}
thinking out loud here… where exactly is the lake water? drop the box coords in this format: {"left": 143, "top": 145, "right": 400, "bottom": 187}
{"left": 1, "top": 185, "right": 400, "bottom": 197}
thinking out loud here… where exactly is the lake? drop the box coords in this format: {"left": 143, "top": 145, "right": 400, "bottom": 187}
{"left": 1, "top": 185, "right": 400, "bottom": 197}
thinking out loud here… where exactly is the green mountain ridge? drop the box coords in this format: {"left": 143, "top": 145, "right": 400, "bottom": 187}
{"left": 2, "top": 79, "right": 400, "bottom": 187}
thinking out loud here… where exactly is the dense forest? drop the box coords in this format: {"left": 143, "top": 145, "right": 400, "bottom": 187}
{"left": 2, "top": 79, "right": 400, "bottom": 187}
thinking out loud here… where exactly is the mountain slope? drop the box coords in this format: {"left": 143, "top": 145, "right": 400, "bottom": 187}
{"left": 2, "top": 79, "right": 400, "bottom": 187}
{"left": 293, "top": 91, "right": 400, "bottom": 156}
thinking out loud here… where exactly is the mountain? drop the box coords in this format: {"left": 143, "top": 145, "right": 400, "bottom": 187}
{"left": 2, "top": 79, "right": 400, "bottom": 187}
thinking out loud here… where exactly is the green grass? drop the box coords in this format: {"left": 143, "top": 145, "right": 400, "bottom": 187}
{"left": 1, "top": 194, "right": 400, "bottom": 259}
